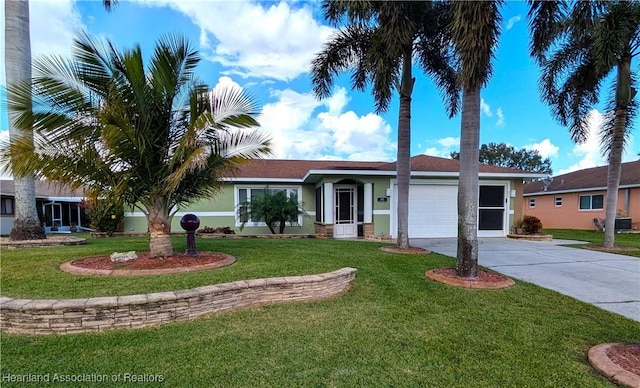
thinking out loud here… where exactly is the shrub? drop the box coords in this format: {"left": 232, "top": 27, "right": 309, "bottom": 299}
{"left": 81, "top": 199, "right": 124, "bottom": 236}
{"left": 197, "top": 226, "right": 235, "bottom": 234}
{"left": 521, "top": 215, "right": 543, "bottom": 235}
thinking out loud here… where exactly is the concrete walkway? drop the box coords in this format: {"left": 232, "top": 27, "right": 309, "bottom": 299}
{"left": 413, "top": 238, "right": 640, "bottom": 322}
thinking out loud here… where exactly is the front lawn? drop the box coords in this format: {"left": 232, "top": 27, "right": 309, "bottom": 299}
{"left": 546, "top": 228, "right": 640, "bottom": 257}
{"left": 1, "top": 236, "right": 638, "bottom": 387}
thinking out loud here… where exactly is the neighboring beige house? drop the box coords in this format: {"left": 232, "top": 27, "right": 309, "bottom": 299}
{"left": 123, "top": 155, "right": 542, "bottom": 239}
{"left": 522, "top": 160, "right": 640, "bottom": 230}
{"left": 0, "top": 180, "right": 87, "bottom": 235}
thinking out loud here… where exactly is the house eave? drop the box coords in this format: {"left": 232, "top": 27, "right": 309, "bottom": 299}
{"left": 221, "top": 170, "right": 543, "bottom": 184}
{"left": 524, "top": 184, "right": 640, "bottom": 196}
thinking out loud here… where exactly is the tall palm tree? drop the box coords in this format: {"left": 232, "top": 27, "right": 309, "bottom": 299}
{"left": 5, "top": 0, "right": 44, "bottom": 240}
{"left": 311, "top": 0, "right": 458, "bottom": 249}
{"left": 5, "top": 33, "right": 271, "bottom": 257}
{"left": 450, "top": 1, "right": 503, "bottom": 277}
{"left": 4, "top": 0, "right": 118, "bottom": 240}
{"left": 529, "top": 1, "right": 639, "bottom": 248}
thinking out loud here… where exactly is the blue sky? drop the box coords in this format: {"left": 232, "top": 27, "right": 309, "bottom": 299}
{"left": 1, "top": 0, "right": 638, "bottom": 176}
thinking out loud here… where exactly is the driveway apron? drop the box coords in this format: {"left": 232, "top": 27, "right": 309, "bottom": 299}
{"left": 413, "top": 238, "right": 640, "bottom": 322}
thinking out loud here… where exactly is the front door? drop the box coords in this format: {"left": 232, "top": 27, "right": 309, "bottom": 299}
{"left": 478, "top": 185, "right": 506, "bottom": 237}
{"left": 334, "top": 186, "right": 357, "bottom": 238}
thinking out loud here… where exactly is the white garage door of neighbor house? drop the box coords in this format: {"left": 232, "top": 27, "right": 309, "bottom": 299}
{"left": 395, "top": 184, "right": 459, "bottom": 238}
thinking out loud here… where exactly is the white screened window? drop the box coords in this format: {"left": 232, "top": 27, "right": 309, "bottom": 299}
{"left": 236, "top": 187, "right": 301, "bottom": 225}
{"left": 555, "top": 196, "right": 562, "bottom": 207}
{"left": 529, "top": 198, "right": 536, "bottom": 208}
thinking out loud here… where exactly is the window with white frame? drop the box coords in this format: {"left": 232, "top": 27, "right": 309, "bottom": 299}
{"left": 579, "top": 194, "right": 603, "bottom": 210}
{"left": 555, "top": 196, "right": 562, "bottom": 207}
{"left": 1, "top": 197, "right": 14, "bottom": 215}
{"left": 236, "top": 186, "right": 302, "bottom": 225}
{"left": 529, "top": 198, "right": 536, "bottom": 208}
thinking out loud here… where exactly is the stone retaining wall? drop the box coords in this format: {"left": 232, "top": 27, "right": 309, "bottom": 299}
{"left": 0, "top": 268, "right": 356, "bottom": 335}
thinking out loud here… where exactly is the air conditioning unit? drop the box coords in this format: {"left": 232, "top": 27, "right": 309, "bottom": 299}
{"left": 614, "top": 217, "right": 632, "bottom": 231}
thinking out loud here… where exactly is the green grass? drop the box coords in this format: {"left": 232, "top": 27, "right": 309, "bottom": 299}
{"left": 546, "top": 228, "right": 640, "bottom": 257}
{"left": 1, "top": 236, "right": 639, "bottom": 387}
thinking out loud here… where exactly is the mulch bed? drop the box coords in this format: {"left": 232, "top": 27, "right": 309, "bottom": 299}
{"left": 71, "top": 252, "right": 229, "bottom": 271}
{"left": 607, "top": 343, "right": 640, "bottom": 376}
{"left": 431, "top": 268, "right": 508, "bottom": 283}
{"left": 379, "top": 246, "right": 431, "bottom": 254}
{"left": 425, "top": 268, "right": 515, "bottom": 289}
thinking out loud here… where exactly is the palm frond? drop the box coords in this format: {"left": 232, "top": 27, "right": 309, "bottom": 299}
{"left": 527, "top": 0, "right": 569, "bottom": 63}
{"left": 451, "top": 1, "right": 503, "bottom": 90}
{"left": 600, "top": 74, "right": 637, "bottom": 157}
{"left": 311, "top": 25, "right": 373, "bottom": 99}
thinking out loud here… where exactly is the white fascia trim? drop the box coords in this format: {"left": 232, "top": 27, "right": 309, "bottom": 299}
{"left": 43, "top": 197, "right": 84, "bottom": 202}
{"left": 222, "top": 177, "right": 304, "bottom": 183}
{"left": 523, "top": 184, "right": 640, "bottom": 197}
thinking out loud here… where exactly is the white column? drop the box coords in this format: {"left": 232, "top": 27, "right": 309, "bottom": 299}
{"left": 324, "top": 182, "right": 333, "bottom": 224}
{"left": 364, "top": 183, "right": 373, "bottom": 223}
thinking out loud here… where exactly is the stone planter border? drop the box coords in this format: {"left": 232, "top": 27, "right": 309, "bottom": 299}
{"left": 0, "top": 267, "right": 357, "bottom": 335}
{"left": 506, "top": 234, "right": 553, "bottom": 242}
{"left": 588, "top": 343, "right": 640, "bottom": 387}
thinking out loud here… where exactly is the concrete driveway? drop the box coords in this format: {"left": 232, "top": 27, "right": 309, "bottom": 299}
{"left": 413, "top": 237, "right": 640, "bottom": 322}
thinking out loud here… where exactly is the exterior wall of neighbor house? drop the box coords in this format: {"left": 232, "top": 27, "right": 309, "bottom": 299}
{"left": 523, "top": 187, "right": 640, "bottom": 230}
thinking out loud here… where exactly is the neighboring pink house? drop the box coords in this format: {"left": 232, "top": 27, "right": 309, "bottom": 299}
{"left": 522, "top": 160, "right": 640, "bottom": 230}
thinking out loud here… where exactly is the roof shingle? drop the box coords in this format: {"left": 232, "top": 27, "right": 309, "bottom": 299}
{"left": 524, "top": 160, "right": 640, "bottom": 194}
{"left": 231, "top": 154, "right": 536, "bottom": 180}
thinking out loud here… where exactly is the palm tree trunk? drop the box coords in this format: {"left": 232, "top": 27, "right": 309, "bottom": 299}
{"left": 6, "top": 0, "right": 45, "bottom": 241}
{"left": 396, "top": 52, "right": 415, "bottom": 249}
{"left": 456, "top": 86, "right": 481, "bottom": 278}
{"left": 603, "top": 61, "right": 631, "bottom": 248}
{"left": 146, "top": 200, "right": 174, "bottom": 258}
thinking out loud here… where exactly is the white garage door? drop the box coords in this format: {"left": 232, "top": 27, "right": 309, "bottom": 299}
{"left": 393, "top": 184, "right": 459, "bottom": 238}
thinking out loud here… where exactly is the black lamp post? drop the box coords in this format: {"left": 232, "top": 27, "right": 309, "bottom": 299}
{"left": 180, "top": 214, "right": 200, "bottom": 255}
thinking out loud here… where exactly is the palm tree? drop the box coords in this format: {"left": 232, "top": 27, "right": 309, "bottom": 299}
{"left": 5, "top": 0, "right": 45, "bottom": 240}
{"left": 311, "top": 0, "right": 458, "bottom": 249}
{"left": 450, "top": 1, "right": 503, "bottom": 277}
{"left": 528, "top": 1, "right": 640, "bottom": 248}
{"left": 5, "top": 33, "right": 271, "bottom": 257}
{"left": 4, "top": 0, "right": 117, "bottom": 241}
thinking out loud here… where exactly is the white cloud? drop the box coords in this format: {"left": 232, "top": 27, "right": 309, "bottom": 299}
{"left": 134, "top": 0, "right": 334, "bottom": 81}
{"left": 557, "top": 110, "right": 607, "bottom": 175}
{"left": 480, "top": 99, "right": 505, "bottom": 127}
{"left": 29, "top": 0, "right": 85, "bottom": 59}
{"left": 557, "top": 109, "right": 639, "bottom": 174}
{"left": 422, "top": 137, "right": 460, "bottom": 158}
{"left": 480, "top": 98, "right": 492, "bottom": 117}
{"left": 506, "top": 15, "right": 521, "bottom": 30}
{"left": 438, "top": 137, "right": 460, "bottom": 148}
{"left": 257, "top": 86, "right": 395, "bottom": 161}
{"left": 523, "top": 138, "right": 559, "bottom": 159}
{"left": 496, "top": 107, "right": 505, "bottom": 127}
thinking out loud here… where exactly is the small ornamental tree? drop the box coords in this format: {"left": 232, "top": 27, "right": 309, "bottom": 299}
{"left": 4, "top": 33, "right": 271, "bottom": 257}
{"left": 239, "top": 189, "right": 306, "bottom": 234}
